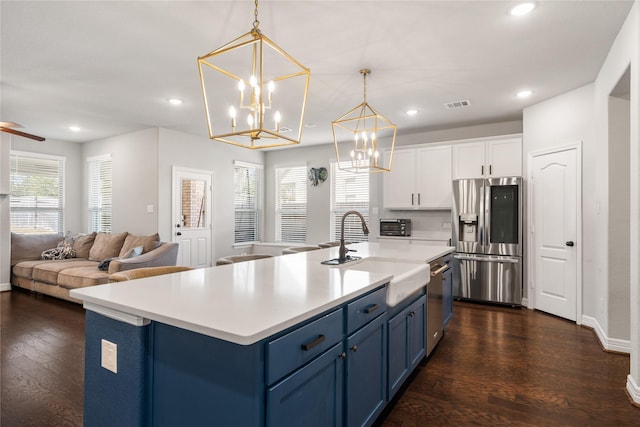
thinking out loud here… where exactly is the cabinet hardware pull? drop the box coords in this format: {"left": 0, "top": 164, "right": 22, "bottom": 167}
{"left": 565, "top": 241, "right": 575, "bottom": 247}
{"left": 409, "top": 311, "right": 415, "bottom": 317}
{"left": 176, "top": 232, "right": 182, "bottom": 236}
{"left": 364, "top": 304, "right": 379, "bottom": 314}
{"left": 350, "top": 345, "right": 358, "bottom": 352}
{"left": 418, "top": 193, "right": 421, "bottom": 205}
{"left": 411, "top": 193, "right": 414, "bottom": 205}
{"left": 481, "top": 165, "right": 484, "bottom": 175}
{"left": 489, "top": 164, "right": 492, "bottom": 175}
{"left": 301, "top": 334, "right": 326, "bottom": 351}
{"left": 339, "top": 352, "right": 346, "bottom": 360}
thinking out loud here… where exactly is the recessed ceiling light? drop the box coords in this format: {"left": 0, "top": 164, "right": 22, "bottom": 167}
{"left": 167, "top": 98, "right": 183, "bottom": 105}
{"left": 69, "top": 125, "right": 81, "bottom": 132}
{"left": 510, "top": 2, "right": 536, "bottom": 16}
{"left": 517, "top": 90, "right": 533, "bottom": 98}
{"left": 406, "top": 109, "right": 419, "bottom": 116}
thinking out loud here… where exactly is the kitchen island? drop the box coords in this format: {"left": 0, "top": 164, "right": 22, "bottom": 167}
{"left": 70, "top": 242, "right": 453, "bottom": 427}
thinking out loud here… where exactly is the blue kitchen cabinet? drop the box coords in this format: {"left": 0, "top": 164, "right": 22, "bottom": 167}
{"left": 345, "top": 313, "right": 387, "bottom": 427}
{"left": 267, "top": 342, "right": 344, "bottom": 427}
{"left": 443, "top": 255, "right": 453, "bottom": 327}
{"left": 387, "top": 294, "right": 426, "bottom": 399}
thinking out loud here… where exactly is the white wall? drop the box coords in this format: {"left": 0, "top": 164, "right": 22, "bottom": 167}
{"left": 0, "top": 133, "right": 11, "bottom": 288}
{"left": 592, "top": 0, "right": 639, "bottom": 391}
{"left": 83, "top": 128, "right": 160, "bottom": 236}
{"left": 157, "top": 128, "right": 264, "bottom": 261}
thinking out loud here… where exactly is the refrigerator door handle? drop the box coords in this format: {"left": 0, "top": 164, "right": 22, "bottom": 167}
{"left": 453, "top": 254, "right": 519, "bottom": 264}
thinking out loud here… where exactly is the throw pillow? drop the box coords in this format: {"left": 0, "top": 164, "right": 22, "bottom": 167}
{"left": 88, "top": 232, "right": 128, "bottom": 262}
{"left": 71, "top": 232, "right": 97, "bottom": 259}
{"left": 118, "top": 233, "right": 160, "bottom": 258}
{"left": 122, "top": 245, "right": 143, "bottom": 259}
{"left": 41, "top": 241, "right": 76, "bottom": 260}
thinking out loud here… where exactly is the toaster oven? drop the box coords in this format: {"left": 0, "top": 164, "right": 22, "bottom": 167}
{"left": 380, "top": 219, "right": 412, "bottom": 236}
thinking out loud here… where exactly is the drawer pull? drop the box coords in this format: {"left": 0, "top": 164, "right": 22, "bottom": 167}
{"left": 339, "top": 352, "right": 346, "bottom": 360}
{"left": 409, "top": 311, "right": 416, "bottom": 317}
{"left": 301, "top": 334, "right": 326, "bottom": 351}
{"left": 350, "top": 345, "right": 358, "bottom": 352}
{"left": 363, "top": 303, "right": 379, "bottom": 314}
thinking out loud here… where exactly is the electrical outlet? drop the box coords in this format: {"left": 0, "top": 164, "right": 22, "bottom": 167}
{"left": 101, "top": 339, "right": 118, "bottom": 373}
{"left": 146, "top": 204, "right": 154, "bottom": 213}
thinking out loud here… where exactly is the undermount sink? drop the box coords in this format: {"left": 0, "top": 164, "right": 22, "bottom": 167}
{"left": 327, "top": 256, "right": 430, "bottom": 307}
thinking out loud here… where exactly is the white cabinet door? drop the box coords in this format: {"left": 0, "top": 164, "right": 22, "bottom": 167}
{"left": 486, "top": 138, "right": 522, "bottom": 177}
{"left": 452, "top": 143, "right": 485, "bottom": 179}
{"left": 452, "top": 137, "right": 522, "bottom": 179}
{"left": 416, "top": 146, "right": 452, "bottom": 209}
{"left": 383, "top": 150, "right": 417, "bottom": 209}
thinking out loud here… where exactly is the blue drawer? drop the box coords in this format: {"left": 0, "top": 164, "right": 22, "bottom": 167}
{"left": 346, "top": 287, "right": 387, "bottom": 335}
{"left": 266, "top": 309, "right": 343, "bottom": 385}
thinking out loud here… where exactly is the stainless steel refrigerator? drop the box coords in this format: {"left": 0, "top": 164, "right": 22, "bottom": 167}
{"left": 451, "top": 177, "right": 522, "bottom": 305}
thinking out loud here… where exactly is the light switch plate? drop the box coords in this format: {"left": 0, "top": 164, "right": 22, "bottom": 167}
{"left": 101, "top": 339, "right": 118, "bottom": 373}
{"left": 146, "top": 204, "right": 154, "bottom": 213}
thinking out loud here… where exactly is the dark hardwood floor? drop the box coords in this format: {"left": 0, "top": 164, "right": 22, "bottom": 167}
{"left": 1, "top": 288, "right": 638, "bottom": 426}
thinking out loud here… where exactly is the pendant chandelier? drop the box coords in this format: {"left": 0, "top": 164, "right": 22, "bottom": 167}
{"left": 197, "top": 0, "right": 310, "bottom": 149}
{"left": 332, "top": 69, "right": 397, "bottom": 173}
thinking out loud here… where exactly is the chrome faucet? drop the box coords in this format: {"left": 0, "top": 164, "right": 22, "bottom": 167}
{"left": 339, "top": 210, "right": 369, "bottom": 262}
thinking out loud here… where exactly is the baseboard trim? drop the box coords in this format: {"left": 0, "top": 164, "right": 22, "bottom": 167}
{"left": 627, "top": 375, "right": 640, "bottom": 405}
{"left": 582, "top": 315, "right": 631, "bottom": 354}
{"left": 0, "top": 283, "right": 11, "bottom": 292}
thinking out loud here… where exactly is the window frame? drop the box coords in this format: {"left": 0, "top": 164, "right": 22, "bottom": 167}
{"left": 233, "top": 160, "right": 264, "bottom": 245}
{"left": 275, "top": 165, "right": 308, "bottom": 244}
{"left": 87, "top": 154, "right": 113, "bottom": 233}
{"left": 330, "top": 161, "right": 370, "bottom": 243}
{"left": 9, "top": 150, "right": 66, "bottom": 234}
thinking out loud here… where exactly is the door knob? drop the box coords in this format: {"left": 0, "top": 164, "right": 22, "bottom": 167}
{"left": 565, "top": 241, "right": 574, "bottom": 247}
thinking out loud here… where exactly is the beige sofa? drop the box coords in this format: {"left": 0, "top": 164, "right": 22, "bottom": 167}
{"left": 10, "top": 231, "right": 179, "bottom": 303}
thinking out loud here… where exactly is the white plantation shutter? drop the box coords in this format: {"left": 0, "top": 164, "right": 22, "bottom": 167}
{"left": 88, "top": 154, "right": 112, "bottom": 233}
{"left": 234, "top": 161, "right": 263, "bottom": 244}
{"left": 331, "top": 162, "right": 369, "bottom": 243}
{"left": 275, "top": 166, "right": 307, "bottom": 243}
{"left": 10, "top": 151, "right": 65, "bottom": 233}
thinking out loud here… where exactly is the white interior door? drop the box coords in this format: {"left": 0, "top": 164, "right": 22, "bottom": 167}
{"left": 530, "top": 146, "right": 579, "bottom": 321}
{"left": 172, "top": 167, "right": 213, "bottom": 268}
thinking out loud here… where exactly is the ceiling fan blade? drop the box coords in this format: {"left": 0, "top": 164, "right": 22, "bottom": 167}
{"left": 0, "top": 126, "right": 46, "bottom": 141}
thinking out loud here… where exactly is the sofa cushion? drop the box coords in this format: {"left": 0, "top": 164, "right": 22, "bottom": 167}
{"left": 72, "top": 232, "right": 97, "bottom": 259}
{"left": 57, "top": 266, "right": 110, "bottom": 289}
{"left": 119, "top": 233, "right": 160, "bottom": 257}
{"left": 32, "top": 259, "right": 99, "bottom": 285}
{"left": 89, "top": 232, "right": 128, "bottom": 262}
{"left": 12, "top": 259, "right": 56, "bottom": 280}
{"left": 10, "top": 232, "right": 64, "bottom": 265}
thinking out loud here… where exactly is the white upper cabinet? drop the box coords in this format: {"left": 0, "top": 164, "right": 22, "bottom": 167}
{"left": 452, "top": 137, "right": 522, "bottom": 179}
{"left": 383, "top": 145, "right": 452, "bottom": 210}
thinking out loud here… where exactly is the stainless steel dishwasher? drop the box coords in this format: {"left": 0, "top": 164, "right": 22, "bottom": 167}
{"left": 427, "top": 257, "right": 449, "bottom": 356}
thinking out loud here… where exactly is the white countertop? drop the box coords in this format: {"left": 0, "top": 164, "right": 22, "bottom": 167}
{"left": 70, "top": 242, "right": 453, "bottom": 345}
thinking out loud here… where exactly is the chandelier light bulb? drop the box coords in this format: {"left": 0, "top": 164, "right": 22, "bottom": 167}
{"left": 229, "top": 106, "right": 237, "bottom": 128}
{"left": 268, "top": 80, "right": 275, "bottom": 93}
{"left": 247, "top": 114, "right": 254, "bottom": 127}
{"left": 238, "top": 80, "right": 245, "bottom": 91}
{"left": 350, "top": 150, "right": 355, "bottom": 158}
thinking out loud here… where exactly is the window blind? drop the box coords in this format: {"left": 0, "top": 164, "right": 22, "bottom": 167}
{"left": 275, "top": 166, "right": 307, "bottom": 243}
{"left": 331, "top": 162, "right": 369, "bottom": 243}
{"left": 10, "top": 151, "right": 65, "bottom": 233}
{"left": 88, "top": 155, "right": 113, "bottom": 233}
{"left": 234, "top": 161, "right": 263, "bottom": 244}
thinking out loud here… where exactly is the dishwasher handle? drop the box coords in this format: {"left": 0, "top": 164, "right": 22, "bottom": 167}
{"left": 430, "top": 264, "right": 450, "bottom": 276}
{"left": 453, "top": 254, "right": 519, "bottom": 264}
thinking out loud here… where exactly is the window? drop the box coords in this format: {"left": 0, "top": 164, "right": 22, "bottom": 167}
{"left": 234, "top": 161, "right": 263, "bottom": 244}
{"left": 10, "top": 151, "right": 65, "bottom": 233}
{"left": 88, "top": 154, "right": 113, "bottom": 233}
{"left": 275, "top": 166, "right": 307, "bottom": 243}
{"left": 331, "top": 162, "right": 369, "bottom": 243}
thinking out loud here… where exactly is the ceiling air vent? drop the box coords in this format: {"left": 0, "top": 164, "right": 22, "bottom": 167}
{"left": 444, "top": 100, "right": 471, "bottom": 109}
{"left": 278, "top": 126, "right": 292, "bottom": 133}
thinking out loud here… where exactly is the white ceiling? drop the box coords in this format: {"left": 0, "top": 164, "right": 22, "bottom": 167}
{"left": 0, "top": 1, "right": 634, "bottom": 145}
